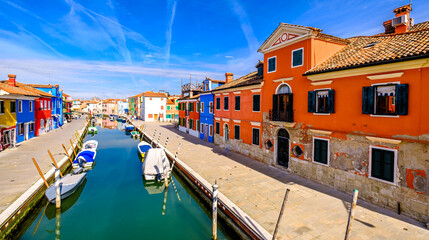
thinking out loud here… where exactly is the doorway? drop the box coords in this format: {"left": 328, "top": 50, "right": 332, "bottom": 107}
{"left": 277, "top": 129, "right": 289, "bottom": 168}
{"left": 24, "top": 123, "right": 29, "bottom": 141}
{"left": 204, "top": 124, "right": 208, "bottom": 141}
{"left": 224, "top": 124, "right": 229, "bottom": 142}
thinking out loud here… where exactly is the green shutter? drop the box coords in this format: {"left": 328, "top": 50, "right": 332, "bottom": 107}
{"left": 308, "top": 91, "right": 316, "bottom": 113}
{"left": 197, "top": 102, "right": 200, "bottom": 112}
{"left": 395, "top": 84, "right": 408, "bottom": 115}
{"left": 179, "top": 118, "right": 181, "bottom": 125}
{"left": 197, "top": 120, "right": 200, "bottom": 131}
{"left": 362, "top": 86, "right": 374, "bottom": 114}
{"left": 327, "top": 90, "right": 335, "bottom": 113}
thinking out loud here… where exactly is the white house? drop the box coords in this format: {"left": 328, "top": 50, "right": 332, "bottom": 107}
{"left": 117, "top": 99, "right": 129, "bottom": 115}
{"left": 140, "top": 91, "right": 167, "bottom": 121}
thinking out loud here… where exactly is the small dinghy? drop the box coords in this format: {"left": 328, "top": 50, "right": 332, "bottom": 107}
{"left": 73, "top": 150, "right": 96, "bottom": 168}
{"left": 117, "top": 117, "right": 123, "bottom": 122}
{"left": 83, "top": 140, "right": 98, "bottom": 151}
{"left": 130, "top": 131, "right": 139, "bottom": 138}
{"left": 45, "top": 170, "right": 87, "bottom": 203}
{"left": 88, "top": 126, "right": 97, "bottom": 134}
{"left": 142, "top": 148, "right": 170, "bottom": 181}
{"left": 137, "top": 141, "right": 152, "bottom": 160}
{"left": 124, "top": 123, "right": 134, "bottom": 131}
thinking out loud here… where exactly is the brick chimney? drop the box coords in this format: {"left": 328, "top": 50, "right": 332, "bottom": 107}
{"left": 383, "top": 20, "right": 395, "bottom": 34}
{"left": 8, "top": 74, "right": 16, "bottom": 87}
{"left": 393, "top": 4, "right": 412, "bottom": 34}
{"left": 225, "top": 72, "right": 233, "bottom": 84}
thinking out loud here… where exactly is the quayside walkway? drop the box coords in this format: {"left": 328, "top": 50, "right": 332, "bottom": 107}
{"left": 134, "top": 120, "right": 429, "bottom": 240}
{"left": 0, "top": 119, "right": 86, "bottom": 214}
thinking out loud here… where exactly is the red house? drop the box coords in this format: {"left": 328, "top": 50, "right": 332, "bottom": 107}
{"left": 178, "top": 95, "right": 200, "bottom": 138}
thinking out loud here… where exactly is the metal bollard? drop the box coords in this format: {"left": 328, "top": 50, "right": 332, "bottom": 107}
{"left": 212, "top": 180, "right": 218, "bottom": 240}
{"left": 55, "top": 168, "right": 61, "bottom": 209}
{"left": 344, "top": 189, "right": 359, "bottom": 240}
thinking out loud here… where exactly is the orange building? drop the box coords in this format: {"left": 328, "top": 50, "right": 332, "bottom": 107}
{"left": 257, "top": 4, "right": 429, "bottom": 222}
{"left": 178, "top": 95, "right": 200, "bottom": 137}
{"left": 212, "top": 71, "right": 263, "bottom": 159}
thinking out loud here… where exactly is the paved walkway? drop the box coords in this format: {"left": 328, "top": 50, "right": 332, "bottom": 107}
{"left": 134, "top": 120, "right": 429, "bottom": 240}
{"left": 0, "top": 118, "right": 86, "bottom": 214}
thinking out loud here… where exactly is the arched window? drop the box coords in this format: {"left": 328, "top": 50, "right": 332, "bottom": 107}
{"left": 277, "top": 84, "right": 291, "bottom": 94}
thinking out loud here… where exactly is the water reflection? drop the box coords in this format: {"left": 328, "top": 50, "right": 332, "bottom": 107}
{"left": 45, "top": 179, "right": 87, "bottom": 219}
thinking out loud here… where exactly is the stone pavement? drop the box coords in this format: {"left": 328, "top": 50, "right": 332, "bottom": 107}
{"left": 135, "top": 120, "right": 429, "bottom": 240}
{"left": 0, "top": 118, "right": 86, "bottom": 214}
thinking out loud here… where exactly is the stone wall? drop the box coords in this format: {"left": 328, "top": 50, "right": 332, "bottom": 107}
{"left": 214, "top": 134, "right": 264, "bottom": 161}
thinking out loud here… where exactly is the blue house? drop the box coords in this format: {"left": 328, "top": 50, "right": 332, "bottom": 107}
{"left": 16, "top": 98, "right": 36, "bottom": 143}
{"left": 199, "top": 77, "right": 225, "bottom": 142}
{"left": 29, "top": 84, "right": 63, "bottom": 129}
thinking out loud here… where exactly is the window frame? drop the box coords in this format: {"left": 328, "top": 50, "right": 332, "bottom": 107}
{"left": 10, "top": 100, "right": 16, "bottom": 113}
{"left": 314, "top": 88, "right": 331, "bottom": 115}
{"left": 209, "top": 125, "right": 213, "bottom": 136}
{"left": 369, "top": 145, "right": 397, "bottom": 185}
{"left": 0, "top": 100, "right": 4, "bottom": 114}
{"left": 267, "top": 56, "right": 277, "bottom": 73}
{"left": 201, "top": 102, "right": 204, "bottom": 113}
{"left": 224, "top": 96, "right": 229, "bottom": 110}
{"left": 371, "top": 83, "right": 399, "bottom": 117}
{"left": 18, "top": 123, "right": 24, "bottom": 135}
{"left": 18, "top": 100, "right": 22, "bottom": 113}
{"left": 216, "top": 97, "right": 220, "bottom": 110}
{"left": 215, "top": 122, "right": 220, "bottom": 134}
{"left": 252, "top": 94, "right": 260, "bottom": 112}
{"left": 209, "top": 101, "right": 213, "bottom": 113}
{"left": 234, "top": 125, "right": 240, "bottom": 140}
{"left": 29, "top": 101, "right": 33, "bottom": 112}
{"left": 252, "top": 128, "right": 260, "bottom": 146}
{"left": 235, "top": 96, "right": 240, "bottom": 111}
{"left": 312, "top": 137, "right": 330, "bottom": 166}
{"left": 201, "top": 123, "right": 204, "bottom": 133}
{"left": 291, "top": 47, "right": 304, "bottom": 68}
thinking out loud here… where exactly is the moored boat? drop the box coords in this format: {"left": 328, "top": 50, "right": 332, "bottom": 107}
{"left": 137, "top": 141, "right": 152, "bottom": 160}
{"left": 88, "top": 126, "right": 97, "bottom": 134}
{"left": 130, "top": 131, "right": 139, "bottom": 137}
{"left": 45, "top": 171, "right": 87, "bottom": 203}
{"left": 142, "top": 148, "right": 170, "bottom": 181}
{"left": 83, "top": 140, "right": 98, "bottom": 151}
{"left": 73, "top": 150, "right": 97, "bottom": 168}
{"left": 124, "top": 123, "right": 134, "bottom": 131}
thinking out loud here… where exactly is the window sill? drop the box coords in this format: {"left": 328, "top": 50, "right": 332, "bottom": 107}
{"left": 312, "top": 160, "right": 329, "bottom": 167}
{"left": 368, "top": 176, "right": 397, "bottom": 186}
{"left": 370, "top": 114, "right": 399, "bottom": 118}
{"left": 313, "top": 113, "right": 330, "bottom": 116}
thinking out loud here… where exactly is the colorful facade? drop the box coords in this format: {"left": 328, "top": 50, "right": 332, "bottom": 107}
{"left": 141, "top": 91, "right": 167, "bottom": 121}
{"left": 199, "top": 77, "right": 225, "bottom": 142}
{"left": 29, "top": 84, "right": 63, "bottom": 129}
{"left": 34, "top": 97, "right": 53, "bottom": 136}
{"left": 166, "top": 95, "right": 179, "bottom": 121}
{"left": 178, "top": 95, "right": 200, "bottom": 138}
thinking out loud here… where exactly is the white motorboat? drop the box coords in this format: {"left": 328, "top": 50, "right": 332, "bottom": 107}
{"left": 83, "top": 140, "right": 98, "bottom": 152}
{"left": 142, "top": 148, "right": 170, "bottom": 181}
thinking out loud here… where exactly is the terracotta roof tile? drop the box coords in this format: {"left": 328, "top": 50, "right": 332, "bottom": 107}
{"left": 143, "top": 91, "right": 167, "bottom": 98}
{"left": 0, "top": 81, "right": 53, "bottom": 97}
{"left": 212, "top": 71, "right": 263, "bottom": 92}
{"left": 409, "top": 21, "right": 429, "bottom": 31}
{"left": 305, "top": 28, "right": 429, "bottom": 75}
{"left": 27, "top": 84, "right": 59, "bottom": 88}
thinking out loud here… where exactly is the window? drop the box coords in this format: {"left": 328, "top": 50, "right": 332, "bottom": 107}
{"left": 209, "top": 125, "right": 213, "bottom": 136}
{"left": 268, "top": 56, "right": 276, "bottom": 73}
{"left": 370, "top": 147, "right": 396, "bottom": 183}
{"left": 362, "top": 84, "right": 408, "bottom": 115}
{"left": 183, "top": 118, "right": 186, "bottom": 127}
{"left": 209, "top": 102, "right": 213, "bottom": 113}
{"left": 235, "top": 96, "right": 240, "bottom": 111}
{"left": 253, "top": 95, "right": 260, "bottom": 111}
{"left": 190, "top": 119, "right": 194, "bottom": 129}
{"left": 161, "top": 106, "right": 164, "bottom": 110}
{"left": 167, "top": 106, "right": 170, "bottom": 110}
{"left": 18, "top": 101, "right": 22, "bottom": 113}
{"left": 178, "top": 118, "right": 181, "bottom": 125}
{"left": 0, "top": 101, "right": 4, "bottom": 114}
{"left": 234, "top": 125, "right": 240, "bottom": 140}
{"left": 189, "top": 102, "right": 193, "bottom": 112}
{"left": 201, "top": 123, "right": 204, "bottom": 133}
{"left": 175, "top": 106, "right": 178, "bottom": 110}
{"left": 224, "top": 97, "right": 229, "bottom": 110}
{"left": 10, "top": 101, "right": 16, "bottom": 113}
{"left": 292, "top": 48, "right": 303, "bottom": 67}
{"left": 252, "top": 128, "right": 260, "bottom": 145}
{"left": 166, "top": 114, "right": 171, "bottom": 119}
{"left": 29, "top": 101, "right": 33, "bottom": 112}
{"left": 30, "top": 122, "right": 34, "bottom": 132}
{"left": 148, "top": 114, "right": 153, "bottom": 118}
{"left": 216, "top": 122, "right": 220, "bottom": 134}
{"left": 216, "top": 98, "right": 220, "bottom": 110}
{"left": 313, "top": 138, "right": 329, "bottom": 165}
{"left": 18, "top": 123, "right": 23, "bottom": 135}
{"left": 201, "top": 102, "right": 204, "bottom": 113}
{"left": 197, "top": 120, "right": 200, "bottom": 131}
{"left": 197, "top": 102, "right": 200, "bottom": 113}
{"left": 3, "top": 130, "right": 10, "bottom": 145}
{"left": 308, "top": 90, "right": 335, "bottom": 113}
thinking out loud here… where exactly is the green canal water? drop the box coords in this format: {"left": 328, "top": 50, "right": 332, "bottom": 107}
{"left": 17, "top": 124, "right": 232, "bottom": 240}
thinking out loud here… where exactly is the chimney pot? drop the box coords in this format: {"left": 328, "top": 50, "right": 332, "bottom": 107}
{"left": 8, "top": 74, "right": 16, "bottom": 87}
{"left": 225, "top": 72, "right": 233, "bottom": 83}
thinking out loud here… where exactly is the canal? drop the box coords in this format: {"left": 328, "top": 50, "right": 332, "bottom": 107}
{"left": 16, "top": 121, "right": 232, "bottom": 239}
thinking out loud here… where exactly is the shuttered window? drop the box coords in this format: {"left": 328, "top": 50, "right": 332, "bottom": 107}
{"left": 10, "top": 101, "right": 16, "bottom": 113}
{"left": 200, "top": 102, "right": 204, "bottom": 113}
{"left": 178, "top": 103, "right": 181, "bottom": 110}
{"left": 216, "top": 98, "right": 220, "bottom": 110}
{"left": 235, "top": 96, "right": 240, "bottom": 110}
{"left": 197, "top": 102, "right": 200, "bottom": 112}
{"left": 215, "top": 122, "right": 220, "bottom": 134}
{"left": 234, "top": 125, "right": 240, "bottom": 140}
{"left": 308, "top": 90, "right": 335, "bottom": 113}
{"left": 253, "top": 95, "right": 260, "bottom": 111}
{"left": 371, "top": 147, "right": 395, "bottom": 182}
{"left": 268, "top": 56, "right": 276, "bottom": 73}
{"left": 292, "top": 48, "right": 303, "bottom": 67}
{"left": 224, "top": 97, "right": 229, "bottom": 110}
{"left": 178, "top": 118, "right": 181, "bottom": 125}
{"left": 313, "top": 138, "right": 328, "bottom": 165}
{"left": 252, "top": 128, "right": 260, "bottom": 145}
{"left": 197, "top": 120, "right": 200, "bottom": 131}
{"left": 0, "top": 101, "right": 4, "bottom": 114}
{"left": 362, "top": 84, "right": 408, "bottom": 115}
{"left": 190, "top": 119, "right": 193, "bottom": 129}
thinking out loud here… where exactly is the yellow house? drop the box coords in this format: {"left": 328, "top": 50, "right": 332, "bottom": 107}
{"left": 0, "top": 98, "right": 17, "bottom": 127}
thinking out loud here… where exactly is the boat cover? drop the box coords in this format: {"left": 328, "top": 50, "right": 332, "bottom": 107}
{"left": 73, "top": 150, "right": 96, "bottom": 165}
{"left": 142, "top": 148, "right": 170, "bottom": 178}
{"left": 83, "top": 140, "right": 98, "bottom": 151}
{"left": 45, "top": 172, "right": 87, "bottom": 203}
{"left": 138, "top": 142, "right": 152, "bottom": 154}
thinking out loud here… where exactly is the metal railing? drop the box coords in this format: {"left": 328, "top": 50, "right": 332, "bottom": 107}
{"left": 181, "top": 82, "right": 204, "bottom": 92}
{"left": 269, "top": 109, "right": 294, "bottom": 122}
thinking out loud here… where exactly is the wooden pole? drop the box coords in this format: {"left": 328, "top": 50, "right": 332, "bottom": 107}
{"left": 62, "top": 144, "right": 73, "bottom": 165}
{"left": 156, "top": 132, "right": 162, "bottom": 146}
{"left": 69, "top": 139, "right": 77, "bottom": 158}
{"left": 55, "top": 208, "right": 61, "bottom": 240}
{"left": 169, "top": 143, "right": 181, "bottom": 178}
{"left": 150, "top": 130, "right": 157, "bottom": 147}
{"left": 55, "top": 168, "right": 61, "bottom": 209}
{"left": 344, "top": 189, "right": 359, "bottom": 240}
{"left": 48, "top": 150, "right": 63, "bottom": 178}
{"left": 212, "top": 180, "right": 218, "bottom": 240}
{"left": 162, "top": 186, "right": 168, "bottom": 215}
{"left": 32, "top": 158, "right": 49, "bottom": 188}
{"left": 164, "top": 136, "right": 169, "bottom": 149}
{"left": 272, "top": 188, "right": 290, "bottom": 240}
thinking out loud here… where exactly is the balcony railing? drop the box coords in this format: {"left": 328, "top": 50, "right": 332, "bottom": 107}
{"left": 269, "top": 109, "right": 294, "bottom": 122}
{"left": 181, "top": 83, "right": 204, "bottom": 93}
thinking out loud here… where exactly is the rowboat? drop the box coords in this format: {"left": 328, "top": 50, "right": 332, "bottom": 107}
{"left": 142, "top": 148, "right": 170, "bottom": 181}
{"left": 130, "top": 131, "right": 139, "bottom": 138}
{"left": 72, "top": 150, "right": 97, "bottom": 168}
{"left": 137, "top": 141, "right": 152, "bottom": 160}
{"left": 124, "top": 123, "right": 134, "bottom": 131}
{"left": 88, "top": 126, "right": 97, "bottom": 134}
{"left": 83, "top": 140, "right": 98, "bottom": 151}
{"left": 45, "top": 170, "right": 87, "bottom": 203}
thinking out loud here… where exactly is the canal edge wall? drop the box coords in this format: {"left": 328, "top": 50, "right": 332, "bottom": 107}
{"left": 134, "top": 122, "right": 273, "bottom": 240}
{"left": 0, "top": 119, "right": 90, "bottom": 239}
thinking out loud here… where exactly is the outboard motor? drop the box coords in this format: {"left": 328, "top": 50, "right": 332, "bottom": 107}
{"left": 78, "top": 156, "right": 87, "bottom": 168}
{"left": 72, "top": 167, "right": 84, "bottom": 175}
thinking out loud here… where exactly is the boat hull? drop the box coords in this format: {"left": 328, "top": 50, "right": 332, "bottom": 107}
{"left": 45, "top": 173, "right": 87, "bottom": 203}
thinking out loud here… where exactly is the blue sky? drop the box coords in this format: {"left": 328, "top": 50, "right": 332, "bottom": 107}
{"left": 0, "top": 0, "right": 427, "bottom": 99}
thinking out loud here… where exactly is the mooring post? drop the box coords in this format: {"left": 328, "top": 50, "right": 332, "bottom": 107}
{"left": 344, "top": 189, "right": 359, "bottom": 240}
{"left": 164, "top": 136, "right": 169, "bottom": 149}
{"left": 32, "top": 158, "right": 49, "bottom": 188}
{"left": 151, "top": 130, "right": 157, "bottom": 147}
{"left": 48, "top": 150, "right": 63, "bottom": 178}
{"left": 55, "top": 208, "right": 61, "bottom": 240}
{"left": 62, "top": 144, "right": 73, "bottom": 165}
{"left": 157, "top": 132, "right": 162, "bottom": 146}
{"left": 55, "top": 168, "right": 61, "bottom": 209}
{"left": 272, "top": 188, "right": 290, "bottom": 240}
{"left": 212, "top": 180, "right": 218, "bottom": 240}
{"left": 69, "top": 139, "right": 77, "bottom": 158}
